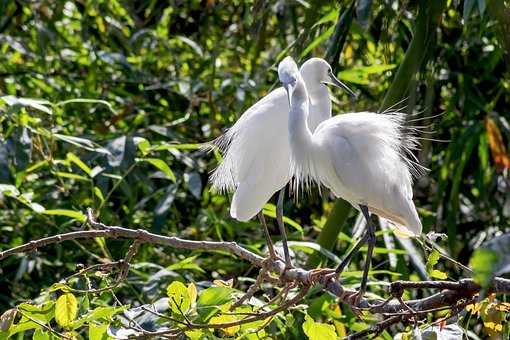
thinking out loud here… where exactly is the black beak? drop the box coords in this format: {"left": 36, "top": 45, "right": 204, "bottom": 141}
{"left": 283, "top": 83, "right": 292, "bottom": 106}
{"left": 324, "top": 71, "right": 357, "bottom": 99}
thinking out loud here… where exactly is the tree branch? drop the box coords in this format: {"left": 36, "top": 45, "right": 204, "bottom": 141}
{"left": 1, "top": 208, "right": 509, "bottom": 338}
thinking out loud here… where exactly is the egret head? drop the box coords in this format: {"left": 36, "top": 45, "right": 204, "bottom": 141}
{"left": 278, "top": 56, "right": 300, "bottom": 89}
{"left": 278, "top": 56, "right": 301, "bottom": 106}
{"left": 300, "top": 58, "right": 356, "bottom": 98}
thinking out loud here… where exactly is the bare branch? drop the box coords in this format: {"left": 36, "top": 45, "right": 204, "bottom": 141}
{"left": 1, "top": 208, "right": 509, "bottom": 338}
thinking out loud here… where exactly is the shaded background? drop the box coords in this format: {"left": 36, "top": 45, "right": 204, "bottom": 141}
{"left": 0, "top": 0, "right": 509, "bottom": 338}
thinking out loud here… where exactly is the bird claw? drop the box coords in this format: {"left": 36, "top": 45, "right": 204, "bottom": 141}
{"left": 307, "top": 268, "right": 337, "bottom": 285}
{"left": 344, "top": 291, "right": 366, "bottom": 318}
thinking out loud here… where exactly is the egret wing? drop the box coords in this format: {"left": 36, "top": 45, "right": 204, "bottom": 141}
{"left": 317, "top": 112, "right": 422, "bottom": 235}
{"left": 210, "top": 87, "right": 291, "bottom": 221}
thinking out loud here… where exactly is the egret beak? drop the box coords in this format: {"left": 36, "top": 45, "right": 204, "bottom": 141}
{"left": 283, "top": 83, "right": 292, "bottom": 106}
{"left": 324, "top": 71, "right": 357, "bottom": 99}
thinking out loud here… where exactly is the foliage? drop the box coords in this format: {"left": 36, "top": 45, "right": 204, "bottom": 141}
{"left": 0, "top": 0, "right": 509, "bottom": 338}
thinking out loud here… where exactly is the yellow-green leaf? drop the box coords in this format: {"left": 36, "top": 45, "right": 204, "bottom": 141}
{"left": 137, "top": 158, "right": 175, "bottom": 182}
{"left": 41, "top": 209, "right": 86, "bottom": 222}
{"left": 32, "top": 329, "right": 50, "bottom": 340}
{"left": 53, "top": 172, "right": 90, "bottom": 181}
{"left": 188, "top": 283, "right": 197, "bottom": 305}
{"left": 55, "top": 293, "right": 78, "bottom": 328}
{"left": 134, "top": 137, "right": 151, "bottom": 156}
{"left": 209, "top": 314, "right": 240, "bottom": 336}
{"left": 66, "top": 152, "right": 92, "bottom": 176}
{"left": 94, "top": 187, "right": 105, "bottom": 203}
{"left": 303, "top": 314, "right": 337, "bottom": 340}
{"left": 166, "top": 281, "right": 191, "bottom": 315}
{"left": 430, "top": 269, "right": 447, "bottom": 280}
{"left": 89, "top": 323, "right": 108, "bottom": 340}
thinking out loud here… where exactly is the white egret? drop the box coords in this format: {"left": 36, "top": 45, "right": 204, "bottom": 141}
{"left": 209, "top": 58, "right": 355, "bottom": 266}
{"left": 278, "top": 56, "right": 423, "bottom": 301}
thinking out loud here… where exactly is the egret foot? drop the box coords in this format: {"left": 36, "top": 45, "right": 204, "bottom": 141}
{"left": 258, "top": 212, "right": 278, "bottom": 260}
{"left": 349, "top": 205, "right": 377, "bottom": 305}
{"left": 343, "top": 291, "right": 365, "bottom": 318}
{"left": 276, "top": 188, "right": 292, "bottom": 270}
{"left": 307, "top": 268, "right": 336, "bottom": 285}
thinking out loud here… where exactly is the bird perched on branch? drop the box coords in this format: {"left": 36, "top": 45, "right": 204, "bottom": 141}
{"left": 278, "top": 56, "right": 423, "bottom": 302}
{"left": 209, "top": 57, "right": 355, "bottom": 268}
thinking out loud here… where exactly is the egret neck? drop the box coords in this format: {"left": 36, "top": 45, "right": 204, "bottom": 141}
{"left": 287, "top": 75, "right": 316, "bottom": 185}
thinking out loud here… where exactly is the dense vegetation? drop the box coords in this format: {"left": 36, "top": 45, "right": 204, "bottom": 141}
{"left": 0, "top": 0, "right": 509, "bottom": 339}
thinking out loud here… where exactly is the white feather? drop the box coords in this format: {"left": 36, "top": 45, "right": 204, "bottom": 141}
{"left": 209, "top": 58, "right": 333, "bottom": 221}
{"left": 283, "top": 63, "right": 423, "bottom": 236}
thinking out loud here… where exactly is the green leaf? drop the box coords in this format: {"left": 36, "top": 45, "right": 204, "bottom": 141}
{"left": 94, "top": 187, "right": 105, "bottom": 203}
{"left": 470, "top": 248, "right": 499, "bottom": 287}
{"left": 167, "top": 256, "right": 205, "bottom": 273}
{"left": 71, "top": 306, "right": 126, "bottom": 329}
{"left": 41, "top": 209, "right": 86, "bottom": 222}
{"left": 88, "top": 323, "right": 109, "bottom": 340}
{"left": 197, "top": 286, "right": 234, "bottom": 320}
{"left": 303, "top": 314, "right": 337, "bottom": 340}
{"left": 32, "top": 329, "right": 50, "bottom": 340}
{"left": 312, "top": 8, "right": 339, "bottom": 28}
{"left": 16, "top": 302, "right": 55, "bottom": 325}
{"left": 175, "top": 35, "right": 204, "bottom": 57}
{"left": 338, "top": 64, "right": 396, "bottom": 85}
{"left": 55, "top": 293, "right": 78, "bottom": 327}
{"left": 263, "top": 204, "right": 302, "bottom": 232}
{"left": 300, "top": 25, "right": 335, "bottom": 59}
{"left": 166, "top": 281, "right": 191, "bottom": 315}
{"left": 66, "top": 152, "right": 92, "bottom": 176}
{"left": 197, "top": 287, "right": 233, "bottom": 307}
{"left": 1, "top": 95, "right": 53, "bottom": 114}
{"left": 55, "top": 98, "right": 115, "bottom": 114}
{"left": 53, "top": 171, "right": 90, "bottom": 181}
{"left": 209, "top": 314, "right": 240, "bottom": 336}
{"left": 185, "top": 330, "right": 204, "bottom": 340}
{"left": 134, "top": 137, "right": 151, "bottom": 156}
{"left": 152, "top": 143, "right": 202, "bottom": 151}
{"left": 87, "top": 306, "right": 126, "bottom": 322}
{"left": 137, "top": 158, "right": 176, "bottom": 182}
{"left": 430, "top": 269, "right": 447, "bottom": 280}
{"left": 287, "top": 241, "right": 341, "bottom": 263}
{"left": 0, "top": 184, "right": 20, "bottom": 197}
{"left": 426, "top": 249, "right": 441, "bottom": 273}
{"left": 53, "top": 134, "right": 110, "bottom": 154}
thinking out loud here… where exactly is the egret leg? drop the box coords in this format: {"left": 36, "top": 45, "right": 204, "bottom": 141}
{"left": 276, "top": 188, "right": 292, "bottom": 268}
{"left": 258, "top": 212, "right": 277, "bottom": 259}
{"left": 356, "top": 204, "right": 376, "bottom": 303}
{"left": 334, "top": 231, "right": 369, "bottom": 275}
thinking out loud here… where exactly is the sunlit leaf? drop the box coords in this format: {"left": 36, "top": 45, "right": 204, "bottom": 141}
{"left": 32, "top": 329, "right": 50, "bottom": 340}
{"left": 55, "top": 293, "right": 78, "bottom": 328}
{"left": 188, "top": 283, "right": 198, "bottom": 305}
{"left": 166, "top": 281, "right": 191, "bottom": 315}
{"left": 136, "top": 158, "right": 176, "bottom": 182}
{"left": 303, "top": 314, "right": 337, "bottom": 340}
{"left": 1, "top": 95, "right": 52, "bottom": 114}
{"left": 41, "top": 209, "right": 86, "bottom": 222}
{"left": 197, "top": 287, "right": 233, "bottom": 307}
{"left": 209, "top": 314, "right": 240, "bottom": 336}
{"left": 66, "top": 152, "right": 92, "bottom": 176}
{"left": 88, "top": 323, "right": 109, "bottom": 340}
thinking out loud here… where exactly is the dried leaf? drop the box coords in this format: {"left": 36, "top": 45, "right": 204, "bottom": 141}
{"left": 485, "top": 117, "right": 510, "bottom": 172}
